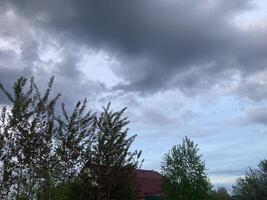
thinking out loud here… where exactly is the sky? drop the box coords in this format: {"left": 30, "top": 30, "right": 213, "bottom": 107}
{"left": 0, "top": 0, "right": 267, "bottom": 189}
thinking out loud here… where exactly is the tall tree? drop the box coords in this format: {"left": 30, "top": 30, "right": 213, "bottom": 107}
{"left": 232, "top": 160, "right": 267, "bottom": 200}
{"left": 161, "top": 137, "right": 212, "bottom": 200}
{"left": 0, "top": 77, "right": 60, "bottom": 200}
{"left": 0, "top": 106, "right": 16, "bottom": 199}
{"left": 1, "top": 77, "right": 142, "bottom": 200}
{"left": 0, "top": 77, "right": 36, "bottom": 199}
{"left": 31, "top": 77, "right": 60, "bottom": 200}
{"left": 84, "top": 103, "right": 142, "bottom": 200}
{"left": 56, "top": 98, "right": 95, "bottom": 183}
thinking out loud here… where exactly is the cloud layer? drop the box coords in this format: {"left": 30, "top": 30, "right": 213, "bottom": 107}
{"left": 1, "top": 0, "right": 267, "bottom": 187}
{"left": 2, "top": 0, "right": 265, "bottom": 97}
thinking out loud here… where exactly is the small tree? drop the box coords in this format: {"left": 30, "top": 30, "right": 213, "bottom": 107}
{"left": 210, "top": 187, "right": 231, "bottom": 200}
{"left": 232, "top": 160, "right": 267, "bottom": 200}
{"left": 161, "top": 137, "right": 212, "bottom": 200}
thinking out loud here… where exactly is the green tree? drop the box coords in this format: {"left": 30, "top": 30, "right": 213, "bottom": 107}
{"left": 161, "top": 137, "right": 212, "bottom": 200}
{"left": 40, "top": 98, "right": 96, "bottom": 200}
{"left": 1, "top": 77, "right": 142, "bottom": 200}
{"left": 210, "top": 187, "right": 231, "bottom": 200}
{"left": 55, "top": 99, "right": 95, "bottom": 182}
{"left": 85, "top": 103, "right": 142, "bottom": 200}
{"left": 0, "top": 106, "right": 16, "bottom": 199}
{"left": 31, "top": 77, "right": 61, "bottom": 200}
{"left": 232, "top": 160, "right": 267, "bottom": 200}
{"left": 0, "top": 77, "right": 38, "bottom": 199}
{"left": 0, "top": 77, "right": 60, "bottom": 199}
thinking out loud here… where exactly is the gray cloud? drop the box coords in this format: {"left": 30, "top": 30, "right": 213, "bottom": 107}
{"left": 208, "top": 168, "right": 246, "bottom": 176}
{"left": 3, "top": 0, "right": 266, "bottom": 97}
{"left": 0, "top": 5, "right": 106, "bottom": 106}
{"left": 1, "top": 0, "right": 267, "bottom": 188}
{"left": 235, "top": 78, "right": 267, "bottom": 102}
{"left": 136, "top": 107, "right": 175, "bottom": 126}
{"left": 246, "top": 107, "right": 267, "bottom": 126}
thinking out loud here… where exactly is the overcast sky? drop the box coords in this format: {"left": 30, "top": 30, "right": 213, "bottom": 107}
{"left": 0, "top": 0, "right": 267, "bottom": 188}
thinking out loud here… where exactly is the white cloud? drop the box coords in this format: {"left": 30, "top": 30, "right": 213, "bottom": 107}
{"left": 210, "top": 175, "right": 241, "bottom": 185}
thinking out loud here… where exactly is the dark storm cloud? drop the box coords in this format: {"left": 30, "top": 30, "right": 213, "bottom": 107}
{"left": 1, "top": 1, "right": 266, "bottom": 187}
{"left": 5, "top": 0, "right": 267, "bottom": 97}
{"left": 0, "top": 4, "right": 106, "bottom": 106}
{"left": 0, "top": 47, "right": 106, "bottom": 106}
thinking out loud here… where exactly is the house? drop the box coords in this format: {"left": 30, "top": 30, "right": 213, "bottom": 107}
{"left": 81, "top": 163, "right": 163, "bottom": 199}
{"left": 135, "top": 169, "right": 163, "bottom": 200}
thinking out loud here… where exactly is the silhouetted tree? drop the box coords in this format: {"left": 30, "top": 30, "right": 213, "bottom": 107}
{"left": 1, "top": 77, "right": 142, "bottom": 200}
{"left": 210, "top": 187, "right": 231, "bottom": 200}
{"left": 232, "top": 160, "right": 267, "bottom": 200}
{"left": 85, "top": 103, "right": 142, "bottom": 200}
{"left": 161, "top": 137, "right": 212, "bottom": 200}
{"left": 56, "top": 98, "right": 95, "bottom": 183}
{"left": 1, "top": 77, "right": 38, "bottom": 199}
{"left": 31, "top": 77, "right": 60, "bottom": 200}
{"left": 0, "top": 77, "right": 60, "bottom": 199}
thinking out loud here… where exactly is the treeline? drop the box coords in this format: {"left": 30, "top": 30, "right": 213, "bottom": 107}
{"left": 161, "top": 137, "right": 267, "bottom": 200}
{"left": 0, "top": 77, "right": 266, "bottom": 200}
{"left": 0, "top": 77, "right": 142, "bottom": 200}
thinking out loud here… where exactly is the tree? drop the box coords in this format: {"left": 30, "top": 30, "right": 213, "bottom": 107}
{"left": 0, "top": 77, "right": 142, "bottom": 200}
{"left": 232, "top": 160, "right": 267, "bottom": 200}
{"left": 29, "top": 77, "right": 60, "bottom": 200}
{"left": 0, "top": 77, "right": 60, "bottom": 199}
{"left": 0, "top": 106, "right": 16, "bottom": 199}
{"left": 1, "top": 77, "right": 39, "bottom": 199}
{"left": 39, "top": 98, "right": 96, "bottom": 200}
{"left": 210, "top": 187, "right": 231, "bottom": 200}
{"left": 55, "top": 99, "right": 95, "bottom": 182}
{"left": 84, "top": 103, "right": 142, "bottom": 200}
{"left": 161, "top": 137, "right": 212, "bottom": 200}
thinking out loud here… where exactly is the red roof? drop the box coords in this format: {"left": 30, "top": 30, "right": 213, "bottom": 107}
{"left": 134, "top": 169, "right": 163, "bottom": 199}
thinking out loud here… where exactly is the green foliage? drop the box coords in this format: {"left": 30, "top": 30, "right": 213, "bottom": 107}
{"left": 47, "top": 180, "right": 97, "bottom": 200}
{"left": 16, "top": 195, "right": 30, "bottom": 200}
{"left": 232, "top": 160, "right": 267, "bottom": 200}
{"left": 56, "top": 98, "right": 95, "bottom": 183}
{"left": 2, "top": 76, "right": 267, "bottom": 200}
{"left": 0, "top": 77, "right": 61, "bottom": 199}
{"left": 209, "top": 187, "right": 231, "bottom": 200}
{"left": 161, "top": 137, "right": 212, "bottom": 200}
{"left": 86, "top": 103, "right": 142, "bottom": 200}
{"left": 0, "top": 77, "right": 142, "bottom": 200}
{"left": 0, "top": 106, "right": 16, "bottom": 198}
